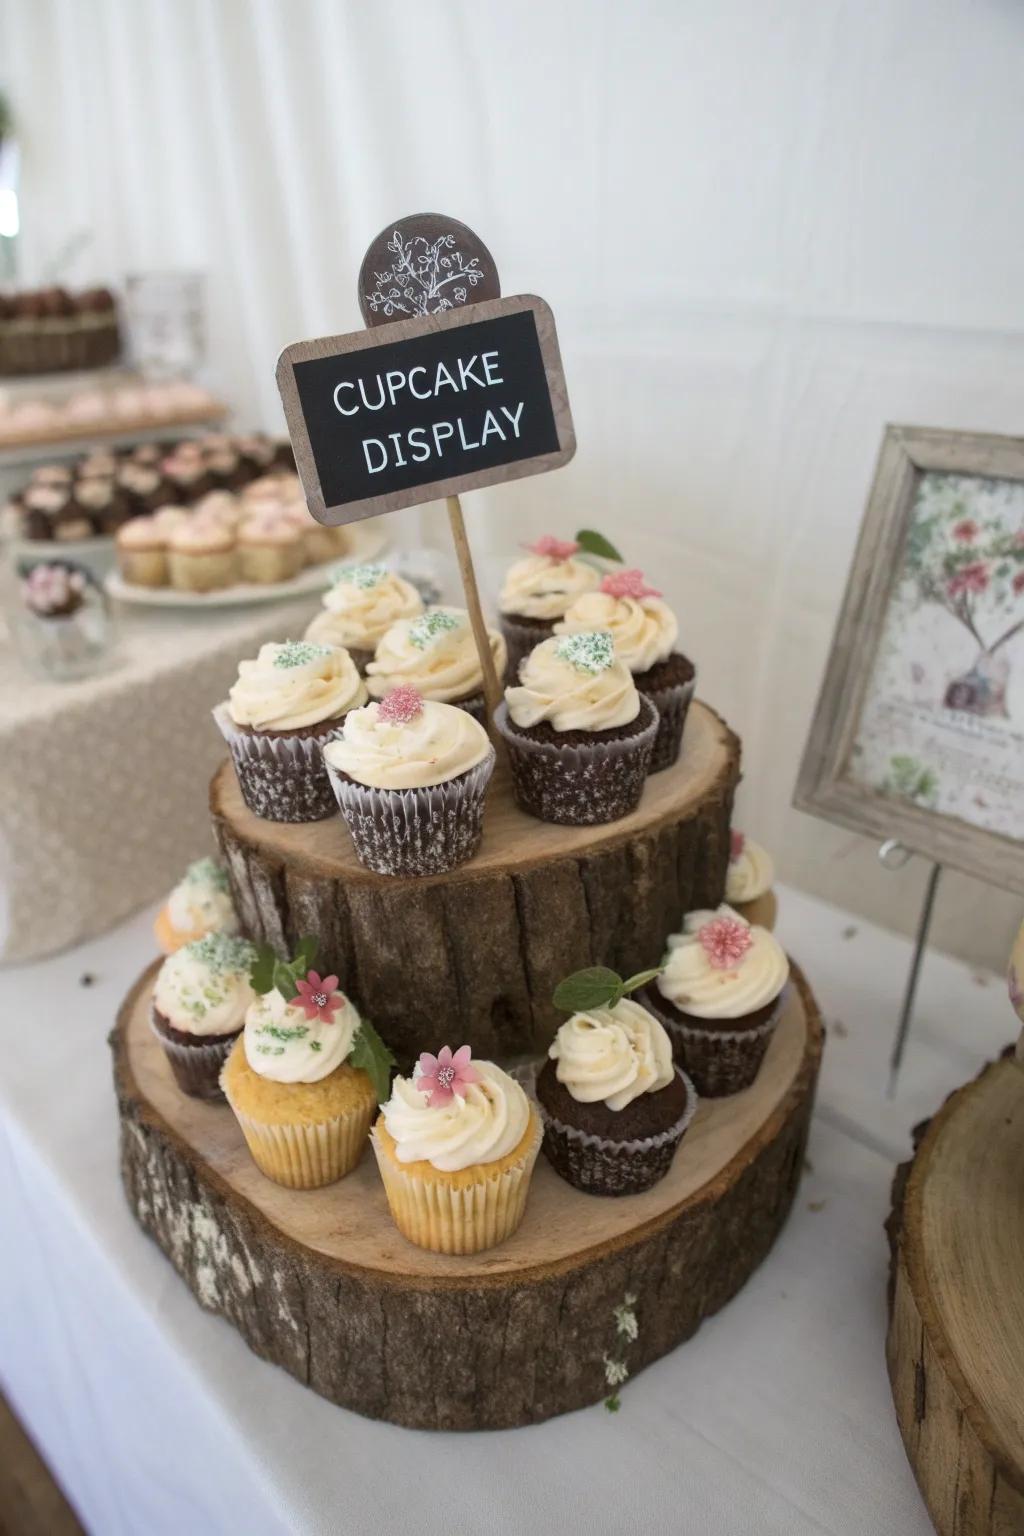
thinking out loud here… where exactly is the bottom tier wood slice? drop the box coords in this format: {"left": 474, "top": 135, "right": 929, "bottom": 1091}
{"left": 886, "top": 1055, "right": 1024, "bottom": 1535}
{"left": 113, "top": 960, "right": 822, "bottom": 1431}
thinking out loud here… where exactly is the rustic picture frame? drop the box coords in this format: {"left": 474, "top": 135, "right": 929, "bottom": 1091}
{"left": 794, "top": 423, "right": 1024, "bottom": 895}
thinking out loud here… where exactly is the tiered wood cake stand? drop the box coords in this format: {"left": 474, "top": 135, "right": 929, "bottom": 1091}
{"left": 113, "top": 701, "right": 825, "bottom": 1429}
{"left": 886, "top": 1054, "right": 1024, "bottom": 1534}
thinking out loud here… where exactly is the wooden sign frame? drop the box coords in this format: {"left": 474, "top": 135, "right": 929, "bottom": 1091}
{"left": 276, "top": 293, "right": 575, "bottom": 528}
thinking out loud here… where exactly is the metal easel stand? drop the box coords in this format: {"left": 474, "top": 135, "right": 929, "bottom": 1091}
{"left": 877, "top": 839, "right": 943, "bottom": 1098}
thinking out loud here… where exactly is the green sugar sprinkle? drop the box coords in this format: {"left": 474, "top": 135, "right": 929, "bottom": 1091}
{"left": 555, "top": 629, "right": 616, "bottom": 674}
{"left": 185, "top": 856, "right": 228, "bottom": 891}
{"left": 256, "top": 1024, "right": 310, "bottom": 1044}
{"left": 183, "top": 932, "right": 257, "bottom": 975}
{"left": 334, "top": 562, "right": 387, "bottom": 590}
{"left": 272, "top": 640, "right": 332, "bottom": 669}
{"left": 409, "top": 609, "right": 461, "bottom": 649}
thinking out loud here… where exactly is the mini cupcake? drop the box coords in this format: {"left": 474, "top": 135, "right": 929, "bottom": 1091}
{"left": 116, "top": 463, "right": 169, "bottom": 517}
{"left": 642, "top": 906, "right": 790, "bottom": 1097}
{"left": 162, "top": 446, "right": 210, "bottom": 503}
{"left": 154, "top": 856, "right": 240, "bottom": 954}
{"left": 372, "top": 1044, "right": 542, "bottom": 1254}
{"left": 366, "top": 606, "right": 506, "bottom": 722}
{"left": 167, "top": 518, "right": 237, "bottom": 592}
{"left": 304, "top": 563, "right": 424, "bottom": 670}
{"left": 20, "top": 485, "right": 69, "bottom": 541}
{"left": 193, "top": 490, "right": 243, "bottom": 530}
{"left": 279, "top": 500, "right": 337, "bottom": 566}
{"left": 495, "top": 631, "right": 659, "bottom": 825}
{"left": 498, "top": 535, "right": 601, "bottom": 677}
{"left": 116, "top": 516, "right": 168, "bottom": 587}
{"left": 221, "top": 944, "right": 393, "bottom": 1189}
{"left": 71, "top": 476, "right": 126, "bottom": 536}
{"left": 536, "top": 969, "right": 696, "bottom": 1195}
{"left": 214, "top": 640, "right": 368, "bottom": 822}
{"left": 726, "top": 831, "right": 777, "bottom": 930}
{"left": 323, "top": 685, "right": 494, "bottom": 875}
{"left": 556, "top": 569, "right": 696, "bottom": 772}
{"left": 151, "top": 932, "right": 257, "bottom": 1099}
{"left": 237, "top": 512, "right": 304, "bottom": 584}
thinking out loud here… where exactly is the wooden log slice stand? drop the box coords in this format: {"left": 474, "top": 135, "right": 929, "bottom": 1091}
{"left": 886, "top": 1055, "right": 1024, "bottom": 1534}
{"left": 113, "top": 960, "right": 823, "bottom": 1431}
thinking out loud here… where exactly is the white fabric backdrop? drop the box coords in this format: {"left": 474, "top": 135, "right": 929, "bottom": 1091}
{"left": 3, "top": 0, "right": 1024, "bottom": 966}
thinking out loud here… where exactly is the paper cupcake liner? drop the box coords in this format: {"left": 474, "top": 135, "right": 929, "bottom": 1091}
{"left": 493, "top": 698, "right": 659, "bottom": 826}
{"left": 213, "top": 702, "right": 343, "bottom": 823}
{"left": 451, "top": 691, "right": 487, "bottom": 725}
{"left": 371, "top": 1115, "right": 542, "bottom": 1254}
{"left": 641, "top": 673, "right": 696, "bottom": 774}
{"left": 499, "top": 614, "right": 555, "bottom": 679}
{"left": 324, "top": 748, "right": 495, "bottom": 876}
{"left": 225, "top": 1098, "right": 374, "bottom": 1189}
{"left": 150, "top": 1010, "right": 238, "bottom": 1100}
{"left": 640, "top": 984, "right": 789, "bottom": 1098}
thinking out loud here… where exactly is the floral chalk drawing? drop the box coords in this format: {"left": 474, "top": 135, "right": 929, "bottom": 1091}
{"left": 364, "top": 228, "right": 487, "bottom": 320}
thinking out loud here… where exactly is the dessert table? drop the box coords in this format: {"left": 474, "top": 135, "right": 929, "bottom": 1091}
{"left": 1, "top": 882, "right": 1014, "bottom": 1535}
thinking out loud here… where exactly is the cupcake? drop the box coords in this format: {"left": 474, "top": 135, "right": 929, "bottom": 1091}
{"left": 116, "top": 463, "right": 168, "bottom": 516}
{"left": 365, "top": 606, "right": 506, "bottom": 723}
{"left": 498, "top": 535, "right": 601, "bottom": 676}
{"left": 167, "top": 518, "right": 237, "bottom": 591}
{"left": 536, "top": 969, "right": 696, "bottom": 1195}
{"left": 214, "top": 640, "right": 368, "bottom": 822}
{"left": 153, "top": 856, "right": 240, "bottom": 954}
{"left": 279, "top": 500, "right": 337, "bottom": 566}
{"left": 495, "top": 631, "right": 659, "bottom": 825}
{"left": 304, "top": 563, "right": 424, "bottom": 670}
{"left": 726, "top": 832, "right": 777, "bottom": 930}
{"left": 322, "top": 685, "right": 495, "bottom": 875}
{"left": 642, "top": 906, "right": 790, "bottom": 1097}
{"left": 221, "top": 944, "right": 393, "bottom": 1189}
{"left": 151, "top": 932, "right": 257, "bottom": 1099}
{"left": 237, "top": 512, "right": 304, "bottom": 584}
{"left": 555, "top": 569, "right": 696, "bottom": 772}
{"left": 372, "top": 1044, "right": 542, "bottom": 1254}
{"left": 116, "top": 516, "right": 168, "bottom": 587}
{"left": 72, "top": 476, "right": 125, "bottom": 536}
{"left": 20, "top": 485, "right": 69, "bottom": 541}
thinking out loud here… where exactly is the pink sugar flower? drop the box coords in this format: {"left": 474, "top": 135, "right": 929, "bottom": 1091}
{"left": 524, "top": 535, "right": 580, "bottom": 561}
{"left": 294, "top": 970, "right": 344, "bottom": 1022}
{"left": 378, "top": 684, "right": 423, "bottom": 725}
{"left": 416, "top": 1045, "right": 479, "bottom": 1107}
{"left": 698, "top": 915, "right": 753, "bottom": 970}
{"left": 600, "top": 568, "right": 661, "bottom": 600}
{"left": 730, "top": 830, "right": 746, "bottom": 861}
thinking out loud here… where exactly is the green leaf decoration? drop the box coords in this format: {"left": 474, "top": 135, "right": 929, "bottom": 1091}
{"left": 576, "top": 528, "right": 624, "bottom": 563}
{"left": 553, "top": 966, "right": 626, "bottom": 1013}
{"left": 620, "top": 967, "right": 663, "bottom": 996}
{"left": 295, "top": 934, "right": 318, "bottom": 972}
{"left": 250, "top": 935, "right": 320, "bottom": 999}
{"left": 349, "top": 1016, "right": 396, "bottom": 1104}
{"left": 273, "top": 959, "right": 299, "bottom": 1001}
{"left": 250, "top": 943, "right": 278, "bottom": 995}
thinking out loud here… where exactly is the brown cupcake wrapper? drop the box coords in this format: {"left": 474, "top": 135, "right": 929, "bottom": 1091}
{"left": 150, "top": 1009, "right": 239, "bottom": 1100}
{"left": 640, "top": 983, "right": 788, "bottom": 1098}
{"left": 498, "top": 614, "right": 555, "bottom": 679}
{"left": 493, "top": 698, "right": 659, "bottom": 826}
{"left": 324, "top": 748, "right": 496, "bottom": 876}
{"left": 641, "top": 673, "right": 696, "bottom": 774}
{"left": 213, "top": 702, "right": 343, "bottom": 823}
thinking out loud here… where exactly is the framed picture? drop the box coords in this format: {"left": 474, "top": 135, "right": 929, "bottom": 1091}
{"left": 795, "top": 424, "right": 1024, "bottom": 895}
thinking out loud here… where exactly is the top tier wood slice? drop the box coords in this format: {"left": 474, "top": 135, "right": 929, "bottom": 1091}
{"left": 211, "top": 701, "right": 740, "bottom": 1063}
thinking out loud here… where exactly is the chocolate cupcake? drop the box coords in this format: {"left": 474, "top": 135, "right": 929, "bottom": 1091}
{"left": 556, "top": 569, "right": 695, "bottom": 773}
{"left": 498, "top": 535, "right": 601, "bottom": 677}
{"left": 642, "top": 906, "right": 790, "bottom": 1097}
{"left": 214, "top": 640, "right": 368, "bottom": 822}
{"left": 70, "top": 476, "right": 125, "bottom": 535}
{"left": 536, "top": 969, "right": 695, "bottom": 1194}
{"left": 305, "top": 563, "right": 424, "bottom": 672}
{"left": 495, "top": 630, "right": 658, "bottom": 825}
{"left": 365, "top": 607, "right": 506, "bottom": 722}
{"left": 19, "top": 485, "right": 68, "bottom": 541}
{"left": 323, "top": 686, "right": 495, "bottom": 876}
{"left": 151, "top": 932, "right": 257, "bottom": 1099}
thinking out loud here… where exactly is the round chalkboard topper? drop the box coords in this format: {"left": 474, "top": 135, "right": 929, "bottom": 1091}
{"left": 358, "top": 213, "right": 501, "bottom": 328}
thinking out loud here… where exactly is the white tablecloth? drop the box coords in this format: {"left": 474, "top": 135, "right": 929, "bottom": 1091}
{"left": 1, "top": 886, "right": 1015, "bottom": 1536}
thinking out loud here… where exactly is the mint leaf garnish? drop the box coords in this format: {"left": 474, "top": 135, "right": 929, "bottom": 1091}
{"left": 576, "top": 529, "right": 623, "bottom": 563}
{"left": 250, "top": 943, "right": 278, "bottom": 995}
{"left": 553, "top": 966, "right": 626, "bottom": 1012}
{"left": 349, "top": 1016, "right": 396, "bottom": 1104}
{"left": 250, "top": 935, "right": 319, "bottom": 999}
{"left": 273, "top": 959, "right": 299, "bottom": 1000}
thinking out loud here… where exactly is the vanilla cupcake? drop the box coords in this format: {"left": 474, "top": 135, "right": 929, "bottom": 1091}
{"left": 153, "top": 856, "right": 240, "bottom": 954}
{"left": 237, "top": 512, "right": 304, "bottom": 584}
{"left": 726, "top": 832, "right": 777, "bottom": 930}
{"left": 556, "top": 569, "right": 696, "bottom": 772}
{"left": 373, "top": 1045, "right": 542, "bottom": 1254}
{"left": 151, "top": 932, "right": 257, "bottom": 1099}
{"left": 366, "top": 606, "right": 506, "bottom": 722}
{"left": 305, "top": 563, "right": 424, "bottom": 670}
{"left": 498, "top": 535, "right": 601, "bottom": 676}
{"left": 495, "top": 630, "right": 659, "bottom": 824}
{"left": 167, "top": 518, "right": 236, "bottom": 592}
{"left": 214, "top": 640, "right": 367, "bottom": 822}
{"left": 323, "top": 685, "right": 494, "bottom": 875}
{"left": 641, "top": 906, "right": 790, "bottom": 1097}
{"left": 116, "top": 515, "right": 167, "bottom": 587}
{"left": 278, "top": 500, "right": 337, "bottom": 566}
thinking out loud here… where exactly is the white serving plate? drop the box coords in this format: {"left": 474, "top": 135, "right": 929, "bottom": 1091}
{"left": 103, "top": 520, "right": 388, "bottom": 609}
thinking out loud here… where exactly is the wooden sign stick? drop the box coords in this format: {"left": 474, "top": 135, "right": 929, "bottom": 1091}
{"left": 446, "top": 493, "right": 504, "bottom": 732}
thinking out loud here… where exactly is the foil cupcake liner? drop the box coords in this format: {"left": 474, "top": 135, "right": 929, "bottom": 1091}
{"left": 213, "top": 701, "right": 344, "bottom": 823}
{"left": 225, "top": 1098, "right": 374, "bottom": 1189}
{"left": 324, "top": 747, "right": 495, "bottom": 876}
{"left": 499, "top": 614, "right": 555, "bottom": 680}
{"left": 640, "top": 983, "right": 789, "bottom": 1098}
{"left": 150, "top": 1009, "right": 238, "bottom": 1100}
{"left": 493, "top": 697, "right": 659, "bottom": 826}
{"left": 641, "top": 672, "right": 696, "bottom": 774}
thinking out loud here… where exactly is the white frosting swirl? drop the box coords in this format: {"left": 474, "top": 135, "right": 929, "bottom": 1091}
{"left": 499, "top": 554, "right": 600, "bottom": 619}
{"left": 505, "top": 632, "right": 640, "bottom": 732}
{"left": 227, "top": 641, "right": 367, "bottom": 730}
{"left": 549, "top": 998, "right": 674, "bottom": 1110}
{"left": 323, "top": 698, "right": 491, "bottom": 789}
{"left": 305, "top": 566, "right": 424, "bottom": 652}
{"left": 154, "top": 933, "right": 257, "bottom": 1037}
{"left": 242, "top": 987, "right": 359, "bottom": 1083}
{"left": 167, "top": 857, "right": 239, "bottom": 937}
{"left": 366, "top": 608, "right": 507, "bottom": 703}
{"left": 555, "top": 592, "right": 677, "bottom": 672}
{"left": 381, "top": 1060, "right": 531, "bottom": 1172}
{"left": 658, "top": 905, "right": 789, "bottom": 1019}
{"left": 726, "top": 836, "right": 775, "bottom": 903}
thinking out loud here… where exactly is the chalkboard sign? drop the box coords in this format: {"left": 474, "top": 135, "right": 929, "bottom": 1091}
{"left": 277, "top": 294, "right": 575, "bottom": 526}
